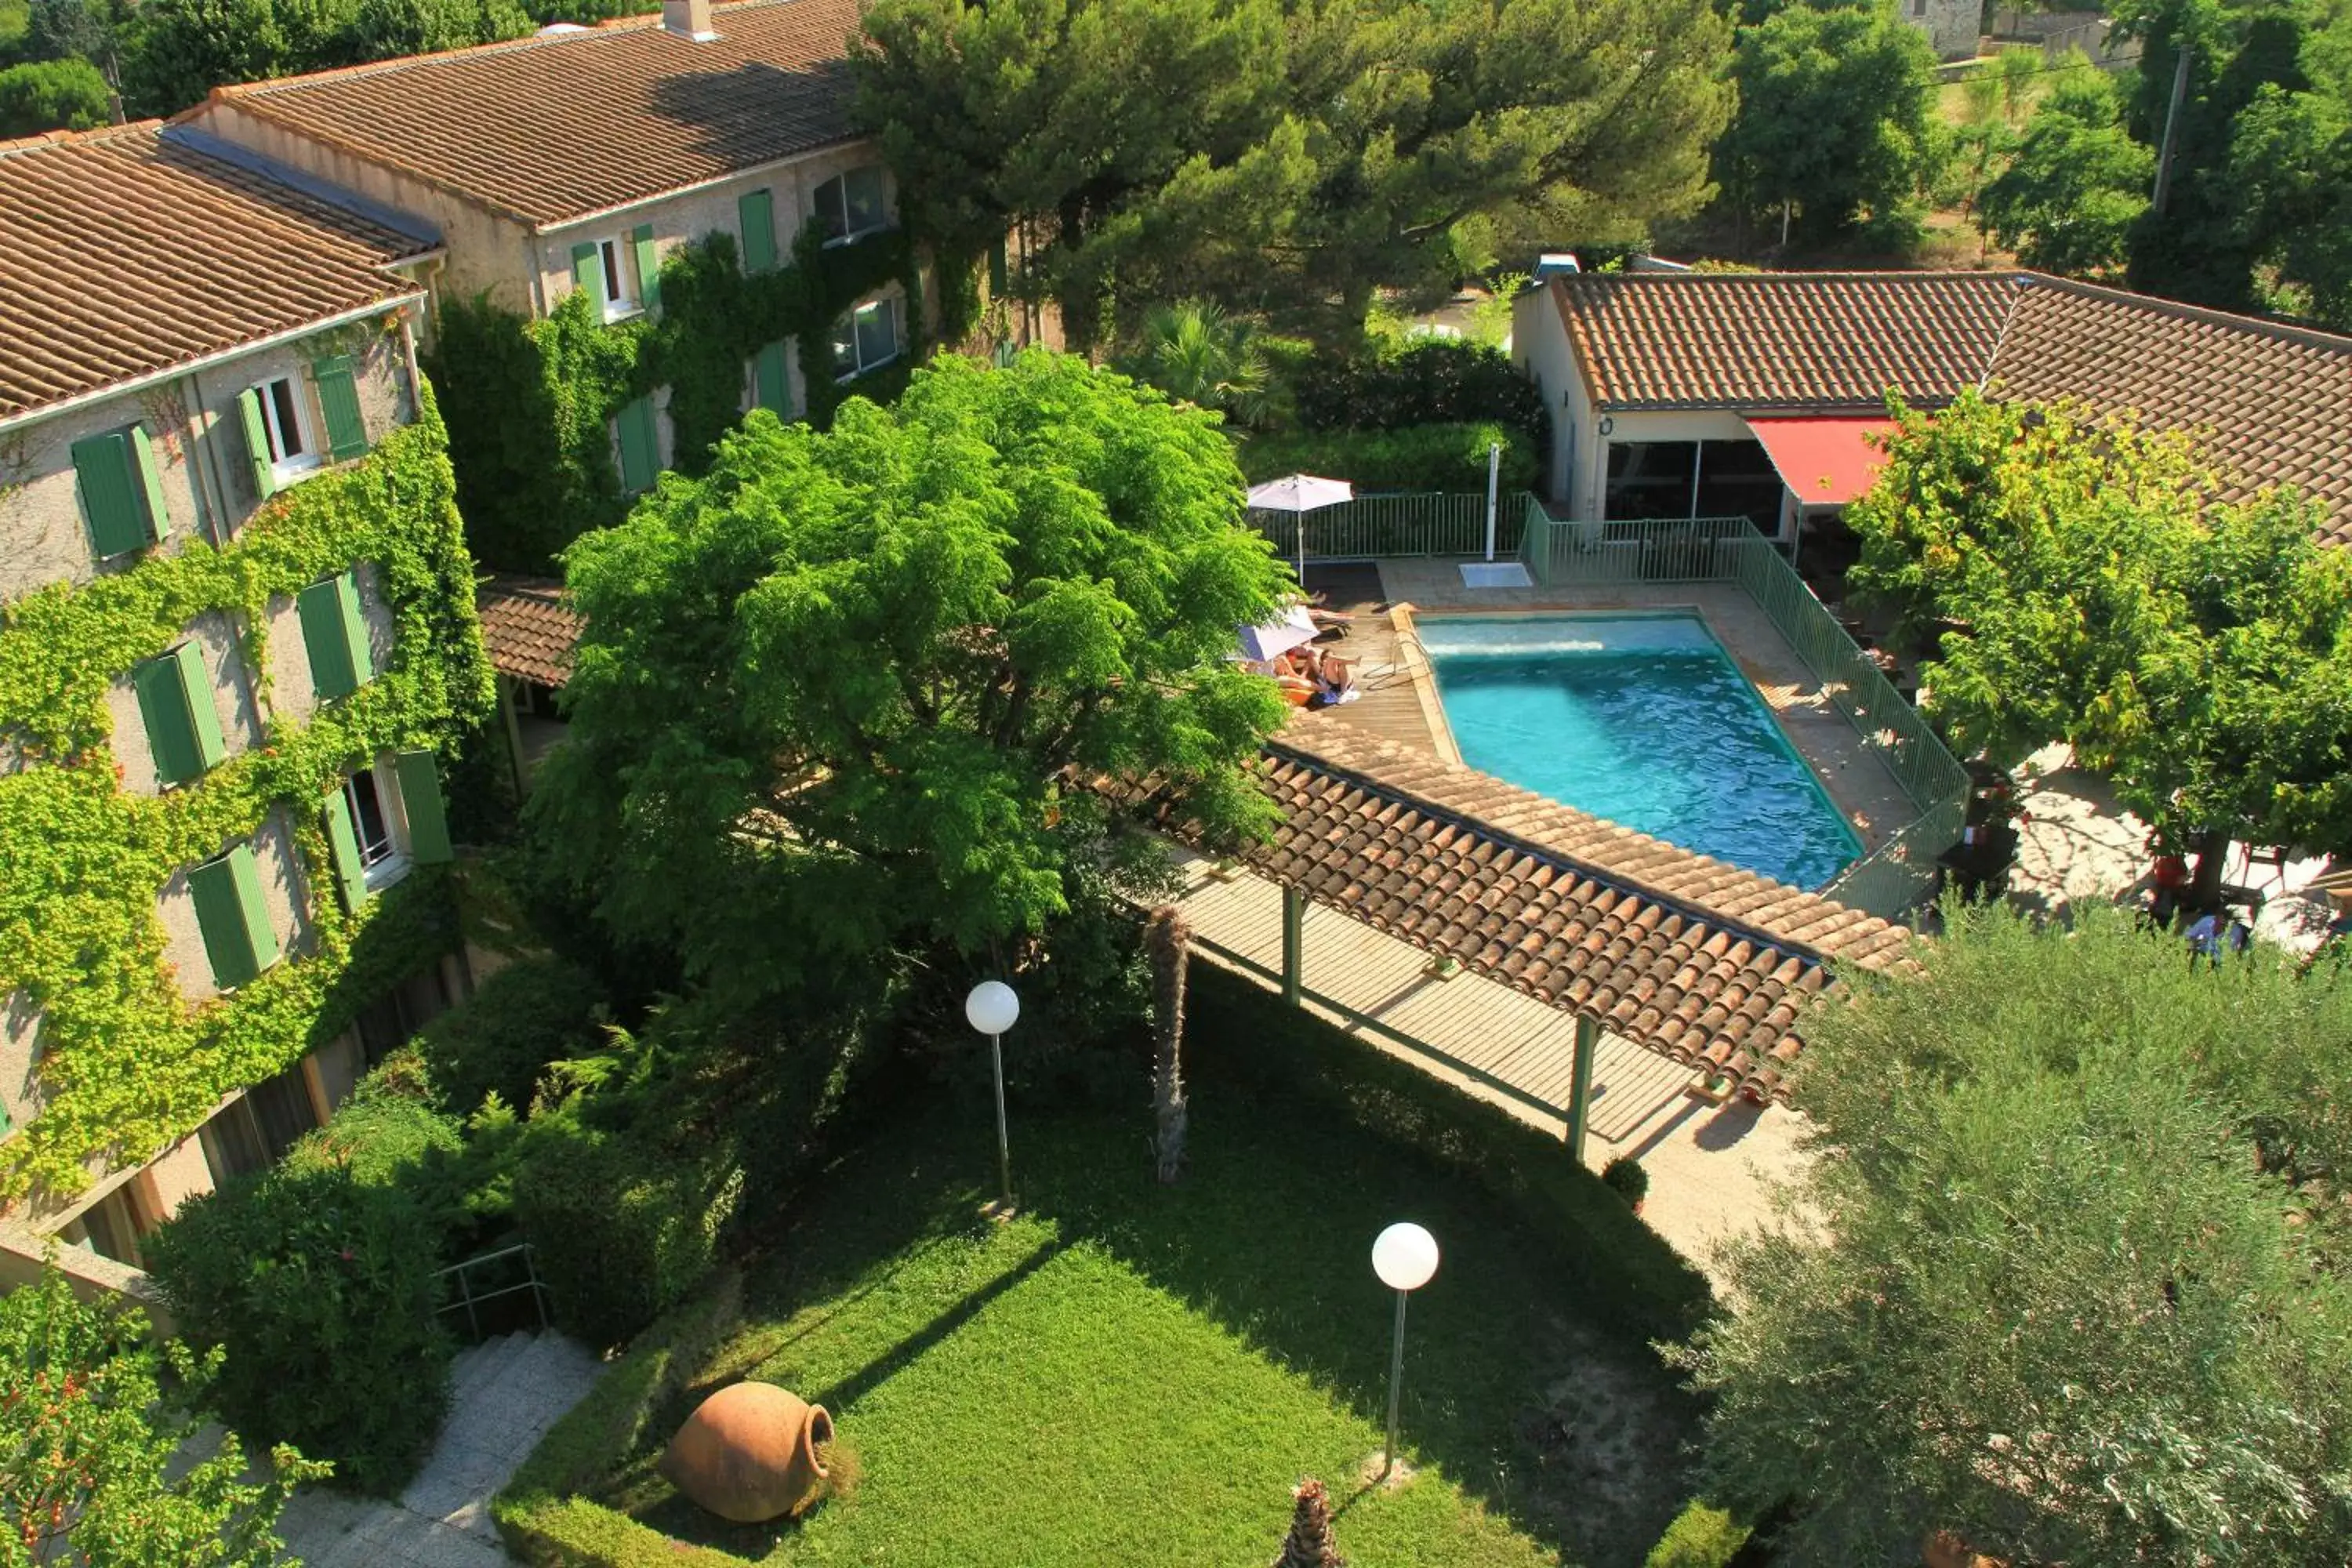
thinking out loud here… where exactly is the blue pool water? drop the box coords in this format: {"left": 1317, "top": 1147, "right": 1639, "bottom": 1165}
{"left": 1421, "top": 614, "right": 1861, "bottom": 889}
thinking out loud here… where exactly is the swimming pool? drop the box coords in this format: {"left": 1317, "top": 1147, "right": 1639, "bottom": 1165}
{"left": 1419, "top": 613, "right": 1861, "bottom": 889}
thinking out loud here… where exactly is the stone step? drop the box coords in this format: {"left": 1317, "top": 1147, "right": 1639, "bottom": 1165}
{"left": 447, "top": 1330, "right": 532, "bottom": 1408}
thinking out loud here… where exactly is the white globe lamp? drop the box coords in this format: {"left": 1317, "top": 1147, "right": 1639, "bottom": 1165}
{"left": 964, "top": 981, "right": 1020, "bottom": 1037}
{"left": 1371, "top": 1221, "right": 1439, "bottom": 1478}
{"left": 965, "top": 982, "right": 1020, "bottom": 1210}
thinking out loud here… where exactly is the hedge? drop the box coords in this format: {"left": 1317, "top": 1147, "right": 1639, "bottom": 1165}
{"left": 1237, "top": 420, "right": 1540, "bottom": 495}
{"left": 413, "top": 954, "right": 608, "bottom": 1119}
{"left": 1646, "top": 1501, "right": 1755, "bottom": 1567}
{"left": 1287, "top": 338, "right": 1548, "bottom": 451}
{"left": 512, "top": 1124, "right": 745, "bottom": 1352}
{"left": 1185, "top": 965, "right": 1715, "bottom": 1342}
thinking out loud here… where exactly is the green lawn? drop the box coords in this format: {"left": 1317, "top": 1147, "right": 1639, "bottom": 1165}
{"left": 578, "top": 1065, "right": 1701, "bottom": 1567}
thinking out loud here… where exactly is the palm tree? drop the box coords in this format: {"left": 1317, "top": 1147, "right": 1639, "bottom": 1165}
{"left": 1128, "top": 300, "right": 1272, "bottom": 428}
{"left": 1145, "top": 905, "right": 1190, "bottom": 1184}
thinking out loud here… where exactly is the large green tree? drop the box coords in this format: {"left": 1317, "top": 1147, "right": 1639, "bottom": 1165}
{"left": 2226, "top": 5, "right": 2352, "bottom": 328}
{"left": 1847, "top": 389, "right": 2352, "bottom": 896}
{"left": 1715, "top": 0, "right": 1943, "bottom": 246}
{"left": 0, "top": 1267, "right": 323, "bottom": 1566}
{"left": 1671, "top": 904, "right": 2352, "bottom": 1566}
{"left": 854, "top": 0, "right": 1732, "bottom": 345}
{"left": 531, "top": 350, "right": 1290, "bottom": 1000}
{"left": 1977, "top": 61, "right": 2152, "bottom": 274}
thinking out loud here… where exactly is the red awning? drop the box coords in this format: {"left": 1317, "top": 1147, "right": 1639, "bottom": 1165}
{"left": 1744, "top": 416, "right": 1897, "bottom": 508}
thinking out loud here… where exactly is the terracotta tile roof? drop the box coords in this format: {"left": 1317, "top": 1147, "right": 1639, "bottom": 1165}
{"left": 202, "top": 0, "right": 863, "bottom": 227}
{"left": 1551, "top": 270, "right": 2020, "bottom": 411}
{"left": 1987, "top": 277, "right": 2352, "bottom": 539}
{"left": 475, "top": 575, "right": 581, "bottom": 686}
{"left": 0, "top": 123, "right": 426, "bottom": 423}
{"left": 1203, "top": 726, "right": 1906, "bottom": 1101}
{"left": 1550, "top": 268, "right": 2352, "bottom": 542}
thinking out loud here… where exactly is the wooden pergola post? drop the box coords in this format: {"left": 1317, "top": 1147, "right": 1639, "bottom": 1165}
{"left": 1281, "top": 884, "right": 1305, "bottom": 1007}
{"left": 1565, "top": 1013, "right": 1599, "bottom": 1163}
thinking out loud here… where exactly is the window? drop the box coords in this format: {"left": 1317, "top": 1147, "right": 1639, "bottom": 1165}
{"left": 196, "top": 1065, "right": 318, "bottom": 1186}
{"left": 1602, "top": 440, "right": 1699, "bottom": 521}
{"left": 747, "top": 340, "right": 792, "bottom": 417}
{"left": 813, "top": 165, "right": 889, "bottom": 245}
{"left": 738, "top": 188, "right": 777, "bottom": 274}
{"left": 613, "top": 396, "right": 662, "bottom": 493}
{"left": 134, "top": 640, "right": 228, "bottom": 787}
{"left": 572, "top": 236, "right": 644, "bottom": 321}
{"left": 252, "top": 376, "right": 318, "bottom": 480}
{"left": 296, "top": 571, "right": 374, "bottom": 700}
{"left": 322, "top": 752, "right": 450, "bottom": 911}
{"left": 71, "top": 426, "right": 169, "bottom": 557}
{"left": 186, "top": 842, "right": 280, "bottom": 991}
{"left": 831, "top": 296, "right": 903, "bottom": 381}
{"left": 346, "top": 770, "right": 397, "bottom": 866}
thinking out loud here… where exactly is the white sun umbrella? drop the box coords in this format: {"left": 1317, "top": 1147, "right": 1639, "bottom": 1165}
{"left": 1236, "top": 603, "right": 1321, "bottom": 665}
{"left": 1247, "top": 474, "right": 1356, "bottom": 583}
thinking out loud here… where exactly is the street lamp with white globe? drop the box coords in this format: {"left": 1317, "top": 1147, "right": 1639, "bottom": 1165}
{"left": 964, "top": 981, "right": 1020, "bottom": 1212}
{"left": 1371, "top": 1221, "right": 1439, "bottom": 1479}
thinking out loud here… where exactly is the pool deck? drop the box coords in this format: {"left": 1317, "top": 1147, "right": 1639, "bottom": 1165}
{"left": 1301, "top": 562, "right": 1912, "bottom": 856}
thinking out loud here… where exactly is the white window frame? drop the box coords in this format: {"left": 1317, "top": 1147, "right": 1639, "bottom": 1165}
{"left": 832, "top": 295, "right": 905, "bottom": 383}
{"left": 596, "top": 236, "right": 640, "bottom": 322}
{"left": 813, "top": 165, "right": 891, "bottom": 247}
{"left": 343, "top": 765, "right": 412, "bottom": 891}
{"left": 252, "top": 375, "right": 323, "bottom": 485}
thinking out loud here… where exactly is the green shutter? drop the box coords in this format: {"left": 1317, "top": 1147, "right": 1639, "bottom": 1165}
{"left": 134, "top": 644, "right": 214, "bottom": 786}
{"left": 572, "top": 241, "right": 604, "bottom": 303}
{"left": 188, "top": 844, "right": 278, "bottom": 990}
{"left": 394, "top": 750, "right": 452, "bottom": 864}
{"left": 632, "top": 224, "right": 661, "bottom": 314}
{"left": 127, "top": 426, "right": 169, "bottom": 541}
{"left": 322, "top": 785, "right": 370, "bottom": 911}
{"left": 173, "top": 640, "right": 227, "bottom": 772}
{"left": 297, "top": 572, "right": 371, "bottom": 699}
{"left": 615, "top": 397, "right": 658, "bottom": 493}
{"left": 752, "top": 341, "right": 789, "bottom": 416}
{"left": 234, "top": 390, "right": 276, "bottom": 503}
{"left": 71, "top": 432, "right": 146, "bottom": 557}
{"left": 312, "top": 357, "right": 369, "bottom": 460}
{"left": 738, "top": 189, "right": 776, "bottom": 274}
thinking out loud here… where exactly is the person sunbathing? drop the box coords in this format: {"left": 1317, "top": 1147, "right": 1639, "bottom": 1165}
{"left": 1311, "top": 650, "right": 1358, "bottom": 706}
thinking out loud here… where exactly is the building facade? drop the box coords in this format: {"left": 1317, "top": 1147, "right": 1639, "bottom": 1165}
{"left": 0, "top": 124, "right": 492, "bottom": 1290}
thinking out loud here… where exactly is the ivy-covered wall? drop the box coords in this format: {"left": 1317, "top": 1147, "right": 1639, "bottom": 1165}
{"left": 428, "top": 220, "right": 966, "bottom": 574}
{"left": 0, "top": 383, "right": 493, "bottom": 1202}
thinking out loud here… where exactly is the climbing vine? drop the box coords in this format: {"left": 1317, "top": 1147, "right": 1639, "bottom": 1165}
{"left": 428, "top": 219, "right": 933, "bottom": 572}
{"left": 0, "top": 377, "right": 494, "bottom": 1201}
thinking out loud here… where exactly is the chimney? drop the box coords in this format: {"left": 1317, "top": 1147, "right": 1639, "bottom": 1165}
{"left": 662, "top": 0, "right": 716, "bottom": 40}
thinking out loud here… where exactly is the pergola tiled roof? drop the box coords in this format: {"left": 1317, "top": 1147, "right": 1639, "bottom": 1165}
{"left": 0, "top": 122, "right": 427, "bottom": 423}
{"left": 1547, "top": 269, "right": 2352, "bottom": 534}
{"left": 198, "top": 0, "right": 863, "bottom": 227}
{"left": 1211, "top": 727, "right": 1910, "bottom": 1102}
{"left": 475, "top": 575, "right": 582, "bottom": 687}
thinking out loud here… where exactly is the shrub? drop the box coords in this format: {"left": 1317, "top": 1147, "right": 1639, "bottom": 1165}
{"left": 415, "top": 954, "right": 608, "bottom": 1119}
{"left": 1602, "top": 1155, "right": 1650, "bottom": 1207}
{"left": 143, "top": 1162, "right": 454, "bottom": 1495}
{"left": 282, "top": 1051, "right": 463, "bottom": 1189}
{"left": 1237, "top": 421, "right": 1539, "bottom": 494}
{"left": 1646, "top": 1501, "right": 1753, "bottom": 1567}
{"left": 511, "top": 1123, "right": 744, "bottom": 1350}
{"left": 1287, "top": 339, "right": 1547, "bottom": 448}
{"left": 0, "top": 57, "right": 107, "bottom": 136}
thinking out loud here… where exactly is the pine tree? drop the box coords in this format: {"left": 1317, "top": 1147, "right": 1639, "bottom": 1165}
{"left": 1272, "top": 1477, "right": 1345, "bottom": 1568}
{"left": 1145, "top": 903, "right": 1189, "bottom": 1184}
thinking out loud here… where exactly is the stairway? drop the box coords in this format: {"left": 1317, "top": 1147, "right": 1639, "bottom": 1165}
{"left": 275, "top": 1330, "right": 604, "bottom": 1566}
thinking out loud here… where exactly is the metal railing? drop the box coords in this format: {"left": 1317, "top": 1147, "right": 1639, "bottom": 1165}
{"left": 1511, "top": 506, "right": 1968, "bottom": 921}
{"left": 434, "top": 1241, "right": 550, "bottom": 1341}
{"left": 1247, "top": 491, "right": 1534, "bottom": 561}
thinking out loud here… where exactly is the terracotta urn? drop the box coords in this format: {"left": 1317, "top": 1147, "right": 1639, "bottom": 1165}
{"left": 659, "top": 1381, "right": 833, "bottom": 1523}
